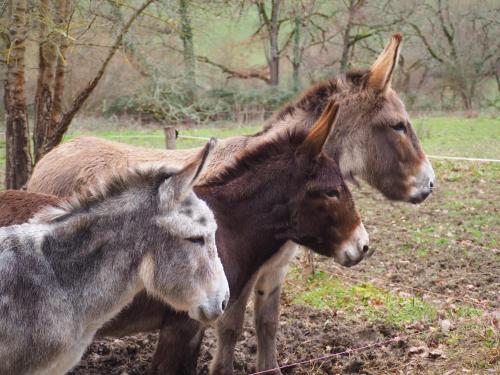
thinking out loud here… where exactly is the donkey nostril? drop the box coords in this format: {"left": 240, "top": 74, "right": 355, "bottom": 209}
{"left": 429, "top": 181, "right": 434, "bottom": 189}
{"left": 362, "top": 245, "right": 369, "bottom": 253}
{"left": 221, "top": 300, "right": 227, "bottom": 312}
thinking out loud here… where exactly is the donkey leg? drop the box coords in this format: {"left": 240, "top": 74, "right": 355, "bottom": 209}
{"left": 149, "top": 310, "right": 204, "bottom": 375}
{"left": 254, "top": 241, "right": 299, "bottom": 373}
{"left": 210, "top": 277, "right": 256, "bottom": 375}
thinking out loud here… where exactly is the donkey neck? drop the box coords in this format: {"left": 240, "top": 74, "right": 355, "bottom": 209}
{"left": 195, "top": 169, "right": 294, "bottom": 296}
{"left": 40, "top": 203, "right": 151, "bottom": 330}
{"left": 257, "top": 79, "right": 351, "bottom": 161}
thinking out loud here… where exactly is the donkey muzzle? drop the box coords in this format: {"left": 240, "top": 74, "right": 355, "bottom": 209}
{"left": 409, "top": 158, "right": 435, "bottom": 204}
{"left": 189, "top": 289, "right": 230, "bottom": 324}
{"left": 336, "top": 223, "right": 371, "bottom": 267}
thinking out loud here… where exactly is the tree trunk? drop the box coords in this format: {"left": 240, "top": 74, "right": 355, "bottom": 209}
{"left": 268, "top": 0, "right": 281, "bottom": 86}
{"left": 340, "top": 0, "right": 355, "bottom": 72}
{"left": 292, "top": 15, "right": 301, "bottom": 92}
{"left": 460, "top": 91, "right": 473, "bottom": 111}
{"left": 4, "top": 0, "right": 32, "bottom": 189}
{"left": 179, "top": 0, "right": 196, "bottom": 102}
{"left": 49, "top": 0, "right": 71, "bottom": 138}
{"left": 33, "top": 0, "right": 57, "bottom": 162}
{"left": 43, "top": 0, "right": 155, "bottom": 155}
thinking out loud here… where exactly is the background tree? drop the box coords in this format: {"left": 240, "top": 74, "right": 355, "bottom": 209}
{"left": 2, "top": 0, "right": 155, "bottom": 188}
{"left": 404, "top": 0, "right": 498, "bottom": 110}
{"left": 3, "top": 0, "right": 31, "bottom": 189}
{"left": 2, "top": 0, "right": 498, "bottom": 189}
{"left": 179, "top": 0, "right": 196, "bottom": 102}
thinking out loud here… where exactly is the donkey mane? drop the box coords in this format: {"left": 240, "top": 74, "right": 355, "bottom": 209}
{"left": 265, "top": 68, "right": 370, "bottom": 128}
{"left": 33, "top": 165, "right": 176, "bottom": 224}
{"left": 200, "top": 127, "right": 310, "bottom": 188}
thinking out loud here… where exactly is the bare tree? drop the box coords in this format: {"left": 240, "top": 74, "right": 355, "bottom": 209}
{"left": 179, "top": 0, "right": 196, "bottom": 101}
{"left": 407, "top": 0, "right": 498, "bottom": 110}
{"left": 292, "top": 12, "right": 301, "bottom": 91}
{"left": 42, "top": 0, "right": 156, "bottom": 154}
{"left": 254, "top": 0, "right": 281, "bottom": 85}
{"left": 33, "top": 0, "right": 72, "bottom": 162}
{"left": 339, "top": 0, "right": 365, "bottom": 72}
{"left": 4, "top": 0, "right": 31, "bottom": 189}
{"left": 2, "top": 0, "right": 155, "bottom": 187}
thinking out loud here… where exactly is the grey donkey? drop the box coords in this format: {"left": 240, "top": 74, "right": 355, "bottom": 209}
{"left": 0, "top": 139, "right": 229, "bottom": 375}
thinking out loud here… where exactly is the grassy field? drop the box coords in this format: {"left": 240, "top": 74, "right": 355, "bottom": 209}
{"left": 1, "top": 115, "right": 499, "bottom": 373}
{"left": 1, "top": 115, "right": 499, "bottom": 184}
{"left": 63, "top": 115, "right": 500, "bottom": 158}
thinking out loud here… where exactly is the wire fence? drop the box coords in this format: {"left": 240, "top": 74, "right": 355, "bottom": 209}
{"left": 245, "top": 308, "right": 494, "bottom": 375}
{"left": 247, "top": 334, "right": 410, "bottom": 375}
{"left": 79, "top": 132, "right": 500, "bottom": 163}
{"left": 1, "top": 126, "right": 498, "bottom": 374}
{"left": 1, "top": 130, "right": 499, "bottom": 163}
{"left": 246, "top": 265, "right": 497, "bottom": 374}
{"left": 0, "top": 128, "right": 500, "bottom": 375}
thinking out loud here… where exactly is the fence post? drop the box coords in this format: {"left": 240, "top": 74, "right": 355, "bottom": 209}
{"left": 164, "top": 126, "right": 177, "bottom": 150}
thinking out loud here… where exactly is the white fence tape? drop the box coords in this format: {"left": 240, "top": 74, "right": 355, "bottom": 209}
{"left": 427, "top": 155, "right": 500, "bottom": 163}
{"left": 1, "top": 132, "right": 498, "bottom": 162}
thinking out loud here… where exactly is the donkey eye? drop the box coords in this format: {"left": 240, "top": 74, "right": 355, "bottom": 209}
{"left": 325, "top": 190, "right": 340, "bottom": 199}
{"left": 186, "top": 237, "right": 205, "bottom": 246}
{"left": 391, "top": 122, "right": 406, "bottom": 133}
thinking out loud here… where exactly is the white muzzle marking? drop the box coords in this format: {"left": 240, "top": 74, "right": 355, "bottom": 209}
{"left": 336, "top": 223, "right": 370, "bottom": 267}
{"left": 409, "top": 158, "right": 435, "bottom": 203}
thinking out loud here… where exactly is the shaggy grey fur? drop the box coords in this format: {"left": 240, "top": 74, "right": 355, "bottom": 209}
{"left": 0, "top": 140, "right": 229, "bottom": 375}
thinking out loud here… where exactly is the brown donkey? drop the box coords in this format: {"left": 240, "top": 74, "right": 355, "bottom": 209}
{"left": 97, "top": 101, "right": 370, "bottom": 375}
{"left": 27, "top": 34, "right": 434, "bottom": 374}
{"left": 8, "top": 103, "right": 367, "bottom": 373}
{"left": 0, "top": 190, "right": 61, "bottom": 226}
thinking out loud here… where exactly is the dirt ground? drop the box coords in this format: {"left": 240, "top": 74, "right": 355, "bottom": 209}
{"left": 70, "top": 160, "right": 499, "bottom": 375}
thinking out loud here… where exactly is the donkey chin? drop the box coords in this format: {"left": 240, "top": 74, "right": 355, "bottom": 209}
{"left": 408, "top": 158, "right": 436, "bottom": 204}
{"left": 334, "top": 223, "right": 371, "bottom": 267}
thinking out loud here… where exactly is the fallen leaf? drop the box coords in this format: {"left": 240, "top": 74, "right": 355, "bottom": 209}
{"left": 439, "top": 319, "right": 453, "bottom": 333}
{"left": 429, "top": 349, "right": 446, "bottom": 359}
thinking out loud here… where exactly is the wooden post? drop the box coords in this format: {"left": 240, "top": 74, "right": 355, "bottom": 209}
{"left": 300, "top": 247, "right": 315, "bottom": 276}
{"left": 164, "top": 126, "right": 177, "bottom": 149}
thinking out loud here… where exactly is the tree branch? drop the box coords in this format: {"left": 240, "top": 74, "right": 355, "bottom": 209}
{"left": 437, "top": 0, "right": 457, "bottom": 59}
{"left": 408, "top": 22, "right": 445, "bottom": 63}
{"left": 196, "top": 54, "right": 270, "bottom": 84}
{"left": 44, "top": 0, "right": 155, "bottom": 153}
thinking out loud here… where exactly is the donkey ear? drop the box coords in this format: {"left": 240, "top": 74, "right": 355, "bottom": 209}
{"left": 296, "top": 101, "right": 339, "bottom": 160}
{"left": 367, "top": 33, "right": 403, "bottom": 94}
{"left": 160, "top": 138, "right": 217, "bottom": 203}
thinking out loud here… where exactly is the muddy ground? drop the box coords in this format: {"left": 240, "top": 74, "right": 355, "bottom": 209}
{"left": 70, "top": 160, "right": 499, "bottom": 374}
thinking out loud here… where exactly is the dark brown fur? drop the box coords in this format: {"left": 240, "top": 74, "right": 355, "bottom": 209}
{"left": 2, "top": 107, "right": 364, "bottom": 375}
{"left": 97, "top": 103, "right": 366, "bottom": 375}
{"left": 0, "top": 190, "right": 61, "bottom": 226}
{"left": 271, "top": 69, "right": 367, "bottom": 124}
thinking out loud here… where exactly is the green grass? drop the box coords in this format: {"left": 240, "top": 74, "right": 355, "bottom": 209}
{"left": 65, "top": 114, "right": 500, "bottom": 159}
{"left": 1, "top": 115, "right": 499, "bottom": 188}
{"left": 287, "top": 269, "right": 489, "bottom": 345}
{"left": 413, "top": 115, "right": 500, "bottom": 159}
{"left": 290, "top": 270, "right": 438, "bottom": 326}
